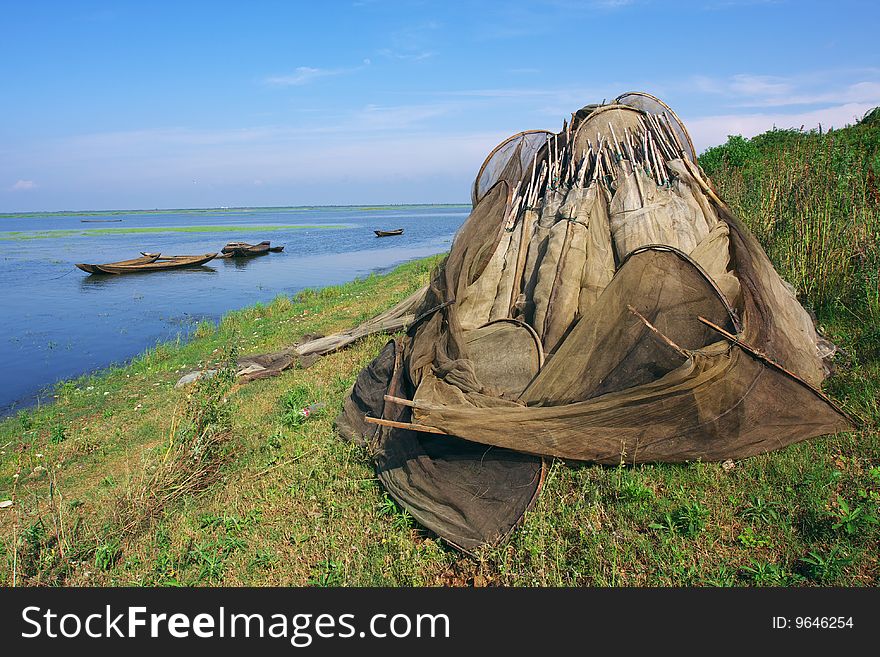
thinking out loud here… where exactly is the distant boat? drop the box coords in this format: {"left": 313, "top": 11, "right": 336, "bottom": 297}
{"left": 220, "top": 240, "right": 283, "bottom": 257}
{"left": 80, "top": 219, "right": 123, "bottom": 223}
{"left": 374, "top": 228, "right": 404, "bottom": 237}
{"left": 76, "top": 253, "right": 217, "bottom": 274}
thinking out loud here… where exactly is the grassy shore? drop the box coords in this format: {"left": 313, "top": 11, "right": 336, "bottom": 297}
{"left": 1, "top": 117, "right": 878, "bottom": 586}
{"left": 1, "top": 252, "right": 876, "bottom": 587}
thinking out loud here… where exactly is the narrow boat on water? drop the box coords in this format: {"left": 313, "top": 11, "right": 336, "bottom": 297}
{"left": 374, "top": 228, "right": 404, "bottom": 237}
{"left": 220, "top": 240, "right": 284, "bottom": 257}
{"left": 75, "top": 253, "right": 159, "bottom": 274}
{"left": 80, "top": 219, "right": 123, "bottom": 223}
{"left": 76, "top": 253, "right": 217, "bottom": 275}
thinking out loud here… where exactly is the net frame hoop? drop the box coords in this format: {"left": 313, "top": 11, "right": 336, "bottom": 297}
{"left": 569, "top": 103, "right": 646, "bottom": 156}
{"left": 472, "top": 129, "right": 554, "bottom": 206}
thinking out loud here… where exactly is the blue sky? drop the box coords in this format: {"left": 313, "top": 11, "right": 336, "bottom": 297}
{"left": 2, "top": 0, "right": 879, "bottom": 211}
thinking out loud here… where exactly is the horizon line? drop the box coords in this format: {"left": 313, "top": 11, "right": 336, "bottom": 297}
{"left": 0, "top": 202, "right": 473, "bottom": 218}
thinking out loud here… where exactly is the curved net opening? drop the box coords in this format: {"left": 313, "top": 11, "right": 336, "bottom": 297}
{"left": 473, "top": 130, "right": 553, "bottom": 205}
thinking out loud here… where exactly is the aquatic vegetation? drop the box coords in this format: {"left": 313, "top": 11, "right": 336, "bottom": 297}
{"left": 0, "top": 224, "right": 350, "bottom": 241}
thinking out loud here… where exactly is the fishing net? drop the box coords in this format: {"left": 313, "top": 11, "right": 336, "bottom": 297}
{"left": 245, "top": 93, "right": 854, "bottom": 551}
{"left": 472, "top": 130, "right": 554, "bottom": 206}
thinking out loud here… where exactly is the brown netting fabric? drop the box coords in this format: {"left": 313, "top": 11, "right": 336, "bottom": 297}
{"left": 327, "top": 94, "right": 854, "bottom": 551}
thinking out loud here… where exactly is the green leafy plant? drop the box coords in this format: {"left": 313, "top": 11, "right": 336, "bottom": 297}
{"left": 94, "top": 541, "right": 121, "bottom": 571}
{"left": 49, "top": 425, "right": 66, "bottom": 445}
{"left": 308, "top": 559, "right": 344, "bottom": 587}
{"left": 742, "top": 495, "right": 783, "bottom": 525}
{"left": 800, "top": 547, "right": 851, "bottom": 583}
{"left": 737, "top": 526, "right": 771, "bottom": 548}
{"left": 741, "top": 560, "right": 794, "bottom": 586}
{"left": 831, "top": 498, "right": 877, "bottom": 535}
{"left": 650, "top": 502, "right": 710, "bottom": 537}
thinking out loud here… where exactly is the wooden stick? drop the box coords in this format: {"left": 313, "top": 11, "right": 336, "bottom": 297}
{"left": 628, "top": 305, "right": 690, "bottom": 358}
{"left": 503, "top": 180, "right": 522, "bottom": 229}
{"left": 364, "top": 416, "right": 448, "bottom": 435}
{"left": 624, "top": 136, "right": 639, "bottom": 179}
{"left": 649, "top": 114, "right": 675, "bottom": 160}
{"left": 504, "top": 193, "right": 522, "bottom": 231}
{"left": 651, "top": 113, "right": 676, "bottom": 157}
{"left": 529, "top": 150, "right": 538, "bottom": 193}
{"left": 696, "top": 315, "right": 855, "bottom": 423}
{"left": 578, "top": 148, "right": 590, "bottom": 186}
{"left": 647, "top": 131, "right": 662, "bottom": 185}
{"left": 592, "top": 153, "right": 604, "bottom": 184}
{"left": 682, "top": 155, "right": 727, "bottom": 208}
{"left": 601, "top": 148, "right": 616, "bottom": 185}
{"left": 608, "top": 122, "right": 621, "bottom": 159}
{"left": 626, "top": 125, "right": 637, "bottom": 155}
{"left": 534, "top": 163, "right": 548, "bottom": 203}
{"left": 652, "top": 138, "right": 667, "bottom": 186}
{"left": 661, "top": 112, "right": 686, "bottom": 155}
{"left": 384, "top": 394, "right": 416, "bottom": 407}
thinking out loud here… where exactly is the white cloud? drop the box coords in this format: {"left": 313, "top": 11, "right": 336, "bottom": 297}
{"left": 377, "top": 49, "right": 434, "bottom": 61}
{"left": 353, "top": 103, "right": 455, "bottom": 129}
{"left": 690, "top": 70, "right": 880, "bottom": 110}
{"left": 728, "top": 74, "right": 793, "bottom": 97}
{"left": 735, "top": 81, "right": 880, "bottom": 108}
{"left": 685, "top": 102, "right": 874, "bottom": 152}
{"left": 10, "top": 180, "right": 37, "bottom": 191}
{"left": 264, "top": 67, "right": 342, "bottom": 86}
{"left": 264, "top": 60, "right": 370, "bottom": 87}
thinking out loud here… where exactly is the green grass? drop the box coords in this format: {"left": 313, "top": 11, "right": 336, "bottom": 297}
{"left": 0, "top": 224, "right": 348, "bottom": 241}
{"left": 0, "top": 115, "right": 877, "bottom": 587}
{"left": 0, "top": 248, "right": 875, "bottom": 587}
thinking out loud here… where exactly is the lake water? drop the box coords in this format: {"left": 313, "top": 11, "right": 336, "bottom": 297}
{"left": 0, "top": 205, "right": 469, "bottom": 415}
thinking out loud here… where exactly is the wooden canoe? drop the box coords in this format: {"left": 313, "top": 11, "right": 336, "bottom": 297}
{"left": 221, "top": 240, "right": 272, "bottom": 257}
{"left": 374, "top": 228, "right": 404, "bottom": 237}
{"left": 91, "top": 253, "right": 218, "bottom": 274}
{"left": 76, "top": 253, "right": 160, "bottom": 274}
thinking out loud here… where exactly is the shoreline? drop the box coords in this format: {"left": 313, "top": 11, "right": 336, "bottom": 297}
{"left": 0, "top": 251, "right": 876, "bottom": 587}
{"left": 0, "top": 255, "right": 442, "bottom": 420}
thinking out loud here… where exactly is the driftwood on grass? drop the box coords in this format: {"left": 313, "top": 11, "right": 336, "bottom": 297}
{"left": 175, "top": 286, "right": 428, "bottom": 387}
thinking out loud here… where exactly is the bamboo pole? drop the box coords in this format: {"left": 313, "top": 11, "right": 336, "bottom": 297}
{"left": 646, "top": 130, "right": 662, "bottom": 185}
{"left": 578, "top": 148, "right": 590, "bottom": 187}
{"left": 652, "top": 138, "right": 668, "bottom": 186}
{"left": 648, "top": 114, "right": 675, "bottom": 160}
{"left": 608, "top": 123, "right": 621, "bottom": 159}
{"left": 661, "top": 112, "right": 686, "bottom": 155}
{"left": 628, "top": 305, "right": 690, "bottom": 358}
{"left": 364, "top": 416, "right": 448, "bottom": 435}
{"left": 383, "top": 394, "right": 416, "bottom": 407}
{"left": 696, "top": 316, "right": 854, "bottom": 422}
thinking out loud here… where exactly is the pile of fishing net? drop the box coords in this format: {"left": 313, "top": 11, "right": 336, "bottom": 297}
{"left": 258, "top": 93, "right": 855, "bottom": 552}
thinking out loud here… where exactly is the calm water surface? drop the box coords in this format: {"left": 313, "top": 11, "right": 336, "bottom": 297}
{"left": 0, "top": 205, "right": 468, "bottom": 415}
